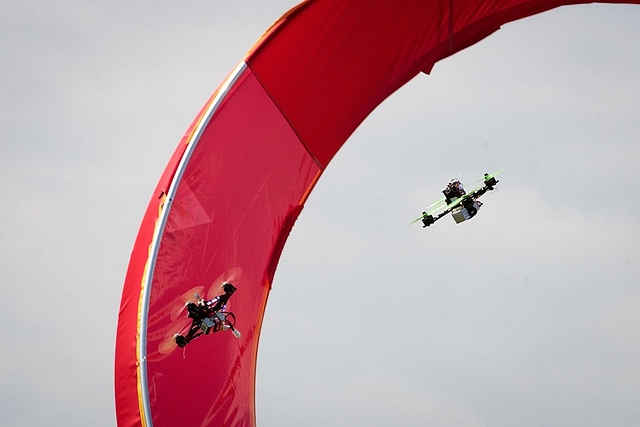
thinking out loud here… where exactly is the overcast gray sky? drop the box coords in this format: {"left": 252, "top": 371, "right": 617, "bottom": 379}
{"left": 1, "top": 1, "right": 639, "bottom": 426}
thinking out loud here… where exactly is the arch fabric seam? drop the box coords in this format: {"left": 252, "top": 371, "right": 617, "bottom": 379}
{"left": 244, "top": 59, "right": 325, "bottom": 171}
{"left": 136, "top": 61, "right": 249, "bottom": 427}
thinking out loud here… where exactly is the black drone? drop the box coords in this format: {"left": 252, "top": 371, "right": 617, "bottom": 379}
{"left": 174, "top": 282, "right": 241, "bottom": 348}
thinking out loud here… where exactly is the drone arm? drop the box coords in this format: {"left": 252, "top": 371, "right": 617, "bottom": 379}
{"left": 422, "top": 209, "right": 451, "bottom": 227}
{"left": 208, "top": 284, "right": 236, "bottom": 312}
{"left": 467, "top": 178, "right": 499, "bottom": 201}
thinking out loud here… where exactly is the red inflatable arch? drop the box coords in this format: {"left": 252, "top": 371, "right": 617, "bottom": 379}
{"left": 115, "top": 1, "right": 640, "bottom": 425}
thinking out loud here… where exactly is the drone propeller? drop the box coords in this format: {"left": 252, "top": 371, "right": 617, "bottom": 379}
{"left": 472, "top": 167, "right": 507, "bottom": 184}
{"left": 484, "top": 167, "right": 507, "bottom": 181}
{"left": 407, "top": 197, "right": 449, "bottom": 226}
{"left": 207, "top": 267, "right": 243, "bottom": 300}
{"left": 424, "top": 196, "right": 446, "bottom": 212}
{"left": 169, "top": 286, "right": 205, "bottom": 321}
{"left": 158, "top": 318, "right": 192, "bottom": 354}
{"left": 407, "top": 215, "right": 426, "bottom": 226}
{"left": 408, "top": 208, "right": 438, "bottom": 226}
